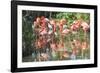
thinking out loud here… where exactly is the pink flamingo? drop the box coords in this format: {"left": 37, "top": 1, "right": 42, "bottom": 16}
{"left": 81, "top": 21, "right": 90, "bottom": 42}
{"left": 70, "top": 20, "right": 81, "bottom": 32}
{"left": 81, "top": 22, "right": 89, "bottom": 32}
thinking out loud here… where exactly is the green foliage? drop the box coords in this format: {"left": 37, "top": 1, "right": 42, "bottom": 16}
{"left": 22, "top": 15, "right": 34, "bottom": 57}
{"left": 55, "top": 12, "right": 90, "bottom": 25}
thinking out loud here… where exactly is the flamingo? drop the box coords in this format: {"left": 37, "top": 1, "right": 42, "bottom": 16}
{"left": 36, "top": 17, "right": 41, "bottom": 24}
{"left": 36, "top": 39, "right": 43, "bottom": 49}
{"left": 50, "top": 43, "right": 57, "bottom": 51}
{"left": 81, "top": 21, "right": 90, "bottom": 42}
{"left": 70, "top": 20, "right": 81, "bottom": 31}
{"left": 39, "top": 17, "right": 51, "bottom": 36}
{"left": 59, "top": 18, "right": 67, "bottom": 33}
{"left": 40, "top": 27, "right": 48, "bottom": 35}
{"left": 81, "top": 22, "right": 89, "bottom": 32}
{"left": 81, "top": 41, "right": 88, "bottom": 50}
{"left": 33, "top": 17, "right": 41, "bottom": 28}
{"left": 50, "top": 20, "right": 56, "bottom": 32}
{"left": 62, "top": 29, "right": 70, "bottom": 35}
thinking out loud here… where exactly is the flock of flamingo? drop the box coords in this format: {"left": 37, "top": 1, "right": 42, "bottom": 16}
{"left": 31, "top": 16, "right": 90, "bottom": 61}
